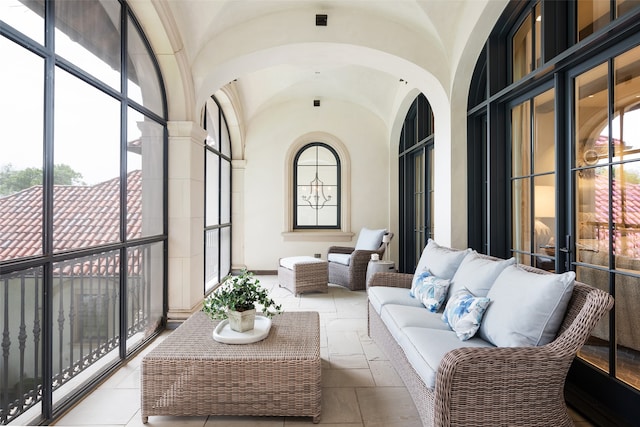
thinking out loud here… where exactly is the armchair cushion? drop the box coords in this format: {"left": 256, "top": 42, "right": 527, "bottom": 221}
{"left": 327, "top": 253, "right": 351, "bottom": 265}
{"left": 479, "top": 266, "right": 575, "bottom": 347}
{"left": 354, "top": 227, "right": 386, "bottom": 250}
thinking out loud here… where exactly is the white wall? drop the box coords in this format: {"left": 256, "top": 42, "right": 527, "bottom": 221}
{"left": 241, "top": 98, "right": 389, "bottom": 270}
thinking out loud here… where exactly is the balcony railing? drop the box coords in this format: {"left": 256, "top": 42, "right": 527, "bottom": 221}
{"left": 0, "top": 247, "right": 153, "bottom": 424}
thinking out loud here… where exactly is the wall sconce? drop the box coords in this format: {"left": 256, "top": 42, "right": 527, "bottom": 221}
{"left": 302, "top": 173, "right": 331, "bottom": 209}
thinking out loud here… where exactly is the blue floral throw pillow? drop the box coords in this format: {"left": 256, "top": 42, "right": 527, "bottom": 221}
{"left": 410, "top": 270, "right": 431, "bottom": 297}
{"left": 442, "top": 288, "right": 491, "bottom": 341}
{"left": 415, "top": 276, "right": 451, "bottom": 312}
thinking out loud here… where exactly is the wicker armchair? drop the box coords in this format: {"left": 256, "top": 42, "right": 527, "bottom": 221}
{"left": 368, "top": 266, "right": 614, "bottom": 427}
{"left": 327, "top": 231, "right": 393, "bottom": 291}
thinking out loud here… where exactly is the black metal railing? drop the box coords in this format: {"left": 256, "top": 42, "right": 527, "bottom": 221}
{"left": 0, "top": 247, "right": 152, "bottom": 424}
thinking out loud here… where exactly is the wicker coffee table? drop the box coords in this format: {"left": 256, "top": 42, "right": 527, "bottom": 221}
{"left": 141, "top": 311, "right": 321, "bottom": 423}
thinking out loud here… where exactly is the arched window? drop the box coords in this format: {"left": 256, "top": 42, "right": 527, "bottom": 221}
{"left": 294, "top": 143, "right": 341, "bottom": 229}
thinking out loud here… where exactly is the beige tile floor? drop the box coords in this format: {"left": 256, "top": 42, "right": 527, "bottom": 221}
{"left": 53, "top": 275, "right": 595, "bottom": 427}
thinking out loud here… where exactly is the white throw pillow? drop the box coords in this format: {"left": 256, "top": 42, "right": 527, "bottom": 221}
{"left": 414, "top": 275, "right": 451, "bottom": 312}
{"left": 410, "top": 270, "right": 431, "bottom": 297}
{"left": 413, "top": 239, "right": 471, "bottom": 282}
{"left": 354, "top": 227, "right": 386, "bottom": 251}
{"left": 442, "top": 288, "right": 491, "bottom": 341}
{"left": 479, "top": 265, "right": 575, "bottom": 347}
{"left": 448, "top": 251, "right": 516, "bottom": 298}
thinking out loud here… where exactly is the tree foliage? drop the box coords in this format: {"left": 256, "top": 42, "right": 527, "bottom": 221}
{"left": 0, "top": 163, "right": 85, "bottom": 196}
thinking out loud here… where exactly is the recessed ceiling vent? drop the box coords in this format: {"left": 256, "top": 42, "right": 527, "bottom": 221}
{"left": 316, "top": 14, "right": 327, "bottom": 26}
{"left": 313, "top": 100, "right": 321, "bottom": 107}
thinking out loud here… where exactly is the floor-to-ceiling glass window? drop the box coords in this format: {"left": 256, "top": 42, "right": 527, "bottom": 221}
{"left": 0, "top": 1, "right": 167, "bottom": 424}
{"left": 573, "top": 44, "right": 640, "bottom": 392}
{"left": 399, "top": 94, "right": 434, "bottom": 273}
{"left": 510, "top": 88, "right": 556, "bottom": 271}
{"left": 468, "top": 0, "right": 640, "bottom": 424}
{"left": 203, "top": 97, "right": 232, "bottom": 292}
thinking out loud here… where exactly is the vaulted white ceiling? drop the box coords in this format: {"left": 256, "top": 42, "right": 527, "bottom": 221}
{"left": 139, "top": 0, "right": 507, "bottom": 131}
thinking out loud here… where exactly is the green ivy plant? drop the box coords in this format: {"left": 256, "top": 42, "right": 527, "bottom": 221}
{"left": 202, "top": 270, "right": 283, "bottom": 320}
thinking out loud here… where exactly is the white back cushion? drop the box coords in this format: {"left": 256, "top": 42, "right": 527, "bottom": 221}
{"left": 479, "top": 265, "right": 575, "bottom": 347}
{"left": 355, "top": 227, "right": 386, "bottom": 251}
{"left": 414, "top": 239, "right": 470, "bottom": 281}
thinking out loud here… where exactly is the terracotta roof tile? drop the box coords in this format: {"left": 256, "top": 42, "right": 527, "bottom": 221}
{"left": 0, "top": 170, "right": 143, "bottom": 262}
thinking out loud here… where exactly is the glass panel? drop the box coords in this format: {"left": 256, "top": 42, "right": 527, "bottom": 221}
{"left": 126, "top": 242, "right": 163, "bottom": 352}
{"left": 512, "top": 13, "right": 532, "bottom": 82}
{"left": 512, "top": 100, "right": 531, "bottom": 177}
{"left": 127, "top": 18, "right": 163, "bottom": 115}
{"left": 578, "top": 0, "right": 611, "bottom": 41}
{"left": 613, "top": 45, "right": 640, "bottom": 163}
{"left": 576, "top": 264, "right": 611, "bottom": 372}
{"left": 0, "top": 267, "right": 44, "bottom": 425}
{"left": 317, "top": 165, "right": 337, "bottom": 186}
{"left": 316, "top": 146, "right": 336, "bottom": 165}
{"left": 317, "top": 206, "right": 338, "bottom": 227}
{"left": 221, "top": 159, "right": 231, "bottom": 224}
{"left": 51, "top": 251, "right": 120, "bottom": 404}
{"left": 577, "top": 166, "right": 610, "bottom": 261}
{"left": 127, "top": 108, "right": 164, "bottom": 239}
{"left": 534, "top": 3, "right": 542, "bottom": 69}
{"left": 205, "top": 229, "right": 219, "bottom": 292}
{"left": 55, "top": 0, "right": 121, "bottom": 90}
{"left": 297, "top": 146, "right": 317, "bottom": 165}
{"left": 220, "top": 226, "right": 231, "bottom": 279}
{"left": 206, "top": 151, "right": 219, "bottom": 226}
{"left": 221, "top": 116, "right": 231, "bottom": 157}
{"left": 512, "top": 177, "right": 531, "bottom": 258}
{"left": 576, "top": 63, "right": 609, "bottom": 169}
{"left": 0, "top": 38, "right": 44, "bottom": 261}
{"left": 54, "top": 68, "right": 121, "bottom": 251}
{"left": 205, "top": 98, "right": 219, "bottom": 149}
{"left": 534, "top": 176, "right": 555, "bottom": 271}
{"left": 533, "top": 89, "right": 555, "bottom": 174}
{"left": 0, "top": 0, "right": 44, "bottom": 43}
{"left": 428, "top": 146, "right": 435, "bottom": 240}
{"left": 297, "top": 206, "right": 316, "bottom": 226}
{"left": 297, "top": 165, "right": 316, "bottom": 186}
{"left": 617, "top": 0, "right": 640, "bottom": 17}
{"left": 614, "top": 271, "right": 640, "bottom": 388}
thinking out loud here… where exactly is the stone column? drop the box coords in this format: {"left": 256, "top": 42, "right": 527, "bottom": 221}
{"left": 167, "top": 121, "right": 207, "bottom": 321}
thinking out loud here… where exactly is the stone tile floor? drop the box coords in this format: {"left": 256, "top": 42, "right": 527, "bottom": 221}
{"left": 53, "top": 275, "right": 594, "bottom": 426}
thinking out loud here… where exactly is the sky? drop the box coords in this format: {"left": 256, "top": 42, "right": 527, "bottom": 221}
{"left": 1, "top": 1, "right": 143, "bottom": 186}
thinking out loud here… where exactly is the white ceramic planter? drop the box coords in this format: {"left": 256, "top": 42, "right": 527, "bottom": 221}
{"left": 227, "top": 308, "right": 256, "bottom": 332}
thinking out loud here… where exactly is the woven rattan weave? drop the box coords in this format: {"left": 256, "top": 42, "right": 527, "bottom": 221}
{"left": 141, "top": 311, "right": 321, "bottom": 423}
{"left": 278, "top": 257, "right": 328, "bottom": 295}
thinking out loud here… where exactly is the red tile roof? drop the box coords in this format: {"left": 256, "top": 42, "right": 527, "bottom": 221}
{"left": 0, "top": 170, "right": 142, "bottom": 262}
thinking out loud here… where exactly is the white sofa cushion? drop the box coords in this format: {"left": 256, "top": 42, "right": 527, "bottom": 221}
{"left": 368, "top": 286, "right": 423, "bottom": 315}
{"left": 413, "top": 239, "right": 471, "bottom": 284}
{"left": 381, "top": 304, "right": 450, "bottom": 342}
{"left": 327, "top": 253, "right": 351, "bottom": 266}
{"left": 479, "top": 265, "right": 576, "bottom": 347}
{"left": 398, "top": 327, "right": 494, "bottom": 389}
{"left": 448, "top": 251, "right": 516, "bottom": 298}
{"left": 355, "top": 227, "right": 386, "bottom": 250}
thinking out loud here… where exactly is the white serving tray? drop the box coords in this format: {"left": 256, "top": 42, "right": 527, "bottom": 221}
{"left": 212, "top": 315, "right": 272, "bottom": 344}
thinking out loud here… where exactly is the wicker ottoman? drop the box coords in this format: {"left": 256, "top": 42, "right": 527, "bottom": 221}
{"left": 141, "top": 311, "right": 321, "bottom": 423}
{"left": 278, "top": 256, "right": 328, "bottom": 295}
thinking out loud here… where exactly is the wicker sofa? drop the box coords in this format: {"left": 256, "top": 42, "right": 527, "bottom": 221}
{"left": 367, "top": 241, "right": 614, "bottom": 427}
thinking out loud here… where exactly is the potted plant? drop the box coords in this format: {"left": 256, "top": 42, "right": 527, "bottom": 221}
{"left": 202, "top": 269, "right": 282, "bottom": 332}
